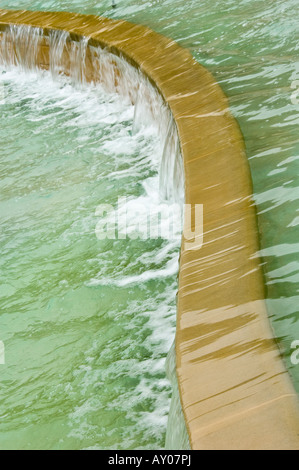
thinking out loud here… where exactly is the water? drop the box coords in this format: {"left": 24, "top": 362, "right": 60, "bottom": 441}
{"left": 0, "top": 0, "right": 298, "bottom": 448}
{"left": 0, "top": 38, "right": 184, "bottom": 447}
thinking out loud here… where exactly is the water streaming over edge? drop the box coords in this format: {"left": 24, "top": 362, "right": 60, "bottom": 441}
{"left": 2, "top": 0, "right": 297, "bottom": 448}
{"left": 0, "top": 24, "right": 189, "bottom": 449}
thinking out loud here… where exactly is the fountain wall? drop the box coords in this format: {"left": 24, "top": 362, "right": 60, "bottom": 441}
{"left": 1, "top": 9, "right": 299, "bottom": 449}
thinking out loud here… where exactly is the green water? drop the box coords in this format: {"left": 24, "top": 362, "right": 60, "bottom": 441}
{"left": 0, "top": 0, "right": 299, "bottom": 449}
{"left": 0, "top": 69, "right": 180, "bottom": 449}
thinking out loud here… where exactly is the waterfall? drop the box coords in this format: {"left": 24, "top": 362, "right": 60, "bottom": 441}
{"left": 0, "top": 23, "right": 188, "bottom": 449}
{"left": 0, "top": 25, "right": 184, "bottom": 202}
{"left": 160, "top": 115, "right": 184, "bottom": 203}
{"left": 49, "top": 29, "right": 70, "bottom": 78}
{"left": 0, "top": 24, "right": 43, "bottom": 70}
{"left": 165, "top": 342, "right": 190, "bottom": 450}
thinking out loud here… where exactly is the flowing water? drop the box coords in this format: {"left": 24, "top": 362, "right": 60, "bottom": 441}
{"left": 0, "top": 0, "right": 298, "bottom": 450}
{"left": 0, "top": 34, "right": 184, "bottom": 449}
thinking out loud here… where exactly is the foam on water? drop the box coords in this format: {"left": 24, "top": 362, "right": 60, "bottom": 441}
{"left": 0, "top": 0, "right": 298, "bottom": 450}
{"left": 0, "top": 27, "right": 186, "bottom": 449}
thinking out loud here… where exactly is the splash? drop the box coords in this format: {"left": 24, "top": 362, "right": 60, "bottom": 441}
{"left": 0, "top": 24, "right": 184, "bottom": 204}
{"left": 0, "top": 23, "right": 187, "bottom": 448}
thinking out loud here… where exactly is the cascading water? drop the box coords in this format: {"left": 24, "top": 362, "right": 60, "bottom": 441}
{"left": 1, "top": 0, "right": 298, "bottom": 451}
{"left": 0, "top": 24, "right": 188, "bottom": 449}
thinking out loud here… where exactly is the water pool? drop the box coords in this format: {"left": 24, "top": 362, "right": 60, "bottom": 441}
{"left": 0, "top": 0, "right": 298, "bottom": 449}
{"left": 0, "top": 65, "right": 182, "bottom": 449}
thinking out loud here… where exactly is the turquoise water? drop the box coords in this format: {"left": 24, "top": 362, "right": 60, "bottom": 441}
{"left": 0, "top": 0, "right": 298, "bottom": 449}
{"left": 0, "top": 67, "right": 180, "bottom": 449}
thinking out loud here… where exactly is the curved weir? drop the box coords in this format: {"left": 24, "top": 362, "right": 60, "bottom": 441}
{"left": 0, "top": 9, "right": 299, "bottom": 449}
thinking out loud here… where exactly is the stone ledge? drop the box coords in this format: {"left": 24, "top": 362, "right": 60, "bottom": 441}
{"left": 1, "top": 8, "right": 299, "bottom": 449}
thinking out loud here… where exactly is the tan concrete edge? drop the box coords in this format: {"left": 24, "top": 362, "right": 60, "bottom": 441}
{"left": 1, "top": 8, "right": 299, "bottom": 450}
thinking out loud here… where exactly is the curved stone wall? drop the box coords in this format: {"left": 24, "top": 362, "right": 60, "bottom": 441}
{"left": 1, "top": 8, "right": 299, "bottom": 450}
